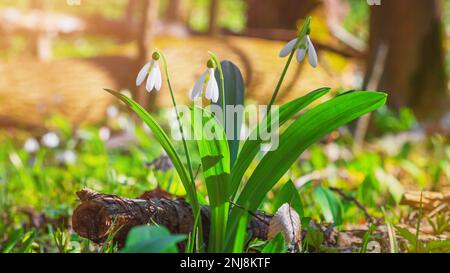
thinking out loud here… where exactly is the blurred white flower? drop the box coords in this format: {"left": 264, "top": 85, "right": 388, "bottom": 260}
{"left": 106, "top": 105, "right": 119, "bottom": 118}
{"left": 190, "top": 60, "right": 219, "bottom": 103}
{"left": 136, "top": 52, "right": 162, "bottom": 92}
{"left": 99, "top": 127, "right": 111, "bottom": 141}
{"left": 57, "top": 150, "right": 77, "bottom": 164}
{"left": 279, "top": 35, "right": 318, "bottom": 68}
{"left": 23, "top": 138, "right": 40, "bottom": 153}
{"left": 42, "top": 132, "right": 60, "bottom": 148}
{"left": 117, "top": 114, "right": 134, "bottom": 133}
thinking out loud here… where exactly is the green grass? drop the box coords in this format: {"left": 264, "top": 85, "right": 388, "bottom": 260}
{"left": 0, "top": 105, "right": 448, "bottom": 253}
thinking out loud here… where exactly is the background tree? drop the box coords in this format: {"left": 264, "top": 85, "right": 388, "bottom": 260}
{"left": 365, "top": 0, "right": 449, "bottom": 120}
{"left": 246, "top": 0, "right": 320, "bottom": 30}
{"left": 136, "top": 0, "right": 160, "bottom": 110}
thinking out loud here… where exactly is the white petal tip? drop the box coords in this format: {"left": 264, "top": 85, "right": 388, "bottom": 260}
{"left": 279, "top": 38, "right": 298, "bottom": 58}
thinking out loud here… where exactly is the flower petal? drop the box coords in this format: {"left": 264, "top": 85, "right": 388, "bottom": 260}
{"left": 211, "top": 78, "right": 219, "bottom": 103}
{"left": 154, "top": 62, "right": 162, "bottom": 91}
{"left": 296, "top": 47, "right": 307, "bottom": 63}
{"left": 136, "top": 62, "right": 151, "bottom": 86}
{"left": 205, "top": 69, "right": 219, "bottom": 102}
{"left": 189, "top": 71, "right": 207, "bottom": 101}
{"left": 306, "top": 36, "right": 318, "bottom": 68}
{"left": 205, "top": 69, "right": 216, "bottom": 101}
{"left": 279, "top": 38, "right": 298, "bottom": 57}
{"left": 146, "top": 65, "right": 157, "bottom": 92}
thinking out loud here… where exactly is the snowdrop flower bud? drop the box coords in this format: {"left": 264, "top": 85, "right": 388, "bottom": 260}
{"left": 279, "top": 35, "right": 318, "bottom": 68}
{"left": 23, "top": 138, "right": 40, "bottom": 153}
{"left": 42, "top": 132, "right": 60, "bottom": 148}
{"left": 136, "top": 51, "right": 162, "bottom": 92}
{"left": 189, "top": 59, "right": 219, "bottom": 103}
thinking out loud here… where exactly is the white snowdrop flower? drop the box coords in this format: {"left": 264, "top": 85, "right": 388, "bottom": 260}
{"left": 42, "top": 132, "right": 60, "bottom": 148}
{"left": 189, "top": 59, "right": 219, "bottom": 103}
{"left": 279, "top": 35, "right": 318, "bottom": 68}
{"left": 136, "top": 51, "right": 162, "bottom": 92}
{"left": 57, "top": 150, "right": 77, "bottom": 164}
{"left": 99, "top": 126, "right": 111, "bottom": 141}
{"left": 23, "top": 138, "right": 40, "bottom": 153}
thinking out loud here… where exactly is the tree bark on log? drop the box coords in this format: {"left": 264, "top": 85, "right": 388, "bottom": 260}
{"left": 72, "top": 188, "right": 270, "bottom": 249}
{"left": 72, "top": 188, "right": 401, "bottom": 252}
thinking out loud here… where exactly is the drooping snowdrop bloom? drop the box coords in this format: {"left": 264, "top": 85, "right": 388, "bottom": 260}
{"left": 42, "top": 132, "right": 60, "bottom": 148}
{"left": 189, "top": 59, "right": 219, "bottom": 103}
{"left": 279, "top": 35, "right": 318, "bottom": 68}
{"left": 23, "top": 138, "right": 40, "bottom": 153}
{"left": 136, "top": 51, "right": 162, "bottom": 92}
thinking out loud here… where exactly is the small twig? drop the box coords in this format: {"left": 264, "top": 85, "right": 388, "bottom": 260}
{"left": 229, "top": 200, "right": 270, "bottom": 225}
{"left": 329, "top": 187, "right": 375, "bottom": 224}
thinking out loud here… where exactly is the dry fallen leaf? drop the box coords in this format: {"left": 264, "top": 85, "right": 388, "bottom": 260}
{"left": 268, "top": 203, "right": 302, "bottom": 252}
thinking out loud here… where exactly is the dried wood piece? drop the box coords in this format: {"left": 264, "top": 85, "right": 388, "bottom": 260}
{"left": 268, "top": 204, "right": 301, "bottom": 252}
{"left": 400, "top": 191, "right": 450, "bottom": 211}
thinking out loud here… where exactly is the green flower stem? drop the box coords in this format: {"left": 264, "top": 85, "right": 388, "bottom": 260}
{"left": 267, "top": 16, "right": 311, "bottom": 113}
{"left": 208, "top": 52, "right": 226, "bottom": 132}
{"left": 158, "top": 51, "right": 205, "bottom": 251}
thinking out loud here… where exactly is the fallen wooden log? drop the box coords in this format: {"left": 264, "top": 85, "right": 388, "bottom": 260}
{"left": 72, "top": 188, "right": 270, "bottom": 249}
{"left": 72, "top": 188, "right": 399, "bottom": 252}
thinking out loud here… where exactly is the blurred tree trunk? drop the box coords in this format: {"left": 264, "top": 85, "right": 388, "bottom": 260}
{"left": 208, "top": 0, "right": 220, "bottom": 36}
{"left": 166, "top": 0, "right": 188, "bottom": 23}
{"left": 246, "top": 0, "right": 320, "bottom": 30}
{"left": 125, "top": 0, "right": 138, "bottom": 23}
{"left": 136, "top": 0, "right": 159, "bottom": 110}
{"left": 365, "top": 0, "right": 449, "bottom": 120}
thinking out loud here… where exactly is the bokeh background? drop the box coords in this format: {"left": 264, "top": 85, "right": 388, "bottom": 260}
{"left": 0, "top": 0, "right": 448, "bottom": 128}
{"left": 0, "top": 0, "right": 449, "bottom": 253}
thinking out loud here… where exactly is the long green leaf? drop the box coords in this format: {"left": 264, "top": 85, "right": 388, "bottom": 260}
{"left": 261, "top": 233, "right": 286, "bottom": 253}
{"left": 232, "top": 212, "right": 249, "bottom": 253}
{"left": 273, "top": 180, "right": 304, "bottom": 217}
{"left": 104, "top": 89, "right": 200, "bottom": 217}
{"left": 230, "top": 87, "right": 330, "bottom": 197}
{"left": 225, "top": 91, "right": 387, "bottom": 250}
{"left": 213, "top": 61, "right": 245, "bottom": 169}
{"left": 190, "top": 106, "right": 230, "bottom": 252}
